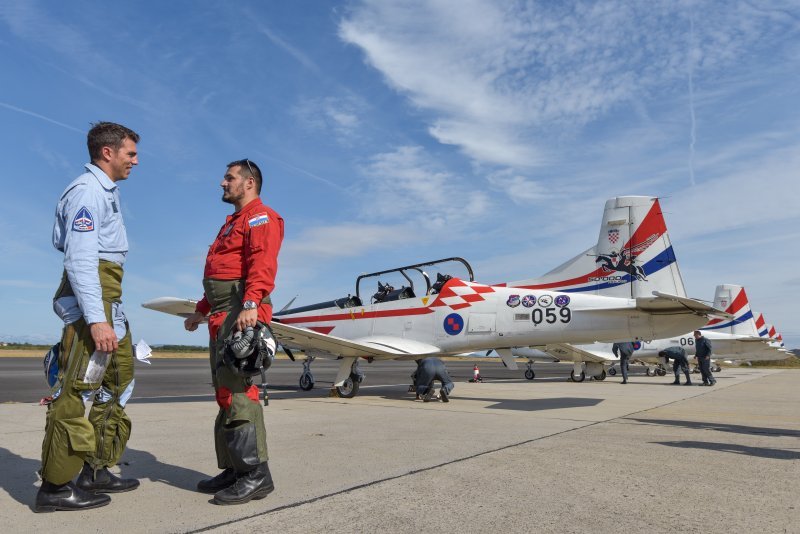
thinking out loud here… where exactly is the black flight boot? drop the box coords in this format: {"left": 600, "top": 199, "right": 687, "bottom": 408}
{"left": 213, "top": 463, "right": 274, "bottom": 505}
{"left": 684, "top": 372, "right": 692, "bottom": 385}
{"left": 671, "top": 379, "right": 680, "bottom": 385}
{"left": 35, "top": 480, "right": 111, "bottom": 512}
{"left": 76, "top": 463, "right": 140, "bottom": 493}
{"left": 197, "top": 468, "right": 237, "bottom": 494}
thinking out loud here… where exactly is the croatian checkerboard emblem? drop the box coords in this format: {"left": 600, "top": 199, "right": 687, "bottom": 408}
{"left": 608, "top": 228, "right": 619, "bottom": 244}
{"left": 443, "top": 313, "right": 464, "bottom": 335}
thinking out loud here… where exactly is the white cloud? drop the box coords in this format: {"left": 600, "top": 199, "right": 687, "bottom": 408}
{"left": 292, "top": 95, "right": 365, "bottom": 144}
{"left": 339, "top": 0, "right": 799, "bottom": 170}
{"left": 357, "top": 145, "right": 490, "bottom": 226}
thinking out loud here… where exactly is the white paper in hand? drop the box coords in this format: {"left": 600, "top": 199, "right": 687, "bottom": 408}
{"left": 135, "top": 339, "right": 152, "bottom": 365}
{"left": 84, "top": 351, "right": 110, "bottom": 383}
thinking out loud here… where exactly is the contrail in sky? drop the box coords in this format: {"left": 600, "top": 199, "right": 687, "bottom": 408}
{"left": 688, "top": 13, "right": 697, "bottom": 187}
{"left": 0, "top": 101, "right": 83, "bottom": 133}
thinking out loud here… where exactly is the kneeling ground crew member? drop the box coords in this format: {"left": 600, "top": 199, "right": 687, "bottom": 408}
{"left": 37, "top": 122, "right": 141, "bottom": 512}
{"left": 413, "top": 358, "right": 455, "bottom": 402}
{"left": 659, "top": 346, "right": 692, "bottom": 385}
{"left": 184, "top": 159, "right": 284, "bottom": 505}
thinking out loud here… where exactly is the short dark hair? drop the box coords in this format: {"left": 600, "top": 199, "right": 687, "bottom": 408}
{"left": 87, "top": 122, "right": 140, "bottom": 162}
{"left": 228, "top": 159, "right": 263, "bottom": 194}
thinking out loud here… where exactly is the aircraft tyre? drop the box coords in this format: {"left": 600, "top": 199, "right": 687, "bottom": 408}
{"left": 594, "top": 370, "right": 606, "bottom": 381}
{"left": 299, "top": 372, "right": 314, "bottom": 391}
{"left": 608, "top": 367, "right": 617, "bottom": 376}
{"left": 524, "top": 369, "right": 535, "bottom": 380}
{"left": 570, "top": 370, "right": 586, "bottom": 382}
{"left": 713, "top": 365, "right": 722, "bottom": 372}
{"left": 646, "top": 368, "right": 656, "bottom": 377}
{"left": 336, "top": 375, "right": 360, "bottom": 398}
{"left": 656, "top": 368, "right": 667, "bottom": 376}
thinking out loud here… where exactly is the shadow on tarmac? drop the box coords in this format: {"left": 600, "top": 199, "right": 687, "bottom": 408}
{"left": 443, "top": 397, "right": 602, "bottom": 411}
{"left": 655, "top": 441, "right": 800, "bottom": 460}
{"left": 0, "top": 447, "right": 40, "bottom": 509}
{"left": 628, "top": 418, "right": 800, "bottom": 438}
{"left": 0, "top": 446, "right": 209, "bottom": 508}
{"left": 122, "top": 448, "right": 208, "bottom": 491}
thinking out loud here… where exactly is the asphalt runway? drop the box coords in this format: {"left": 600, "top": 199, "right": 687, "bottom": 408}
{"left": 4, "top": 357, "right": 795, "bottom": 533}
{"left": 0, "top": 357, "right": 630, "bottom": 403}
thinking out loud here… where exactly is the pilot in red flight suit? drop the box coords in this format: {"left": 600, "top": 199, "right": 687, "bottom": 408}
{"left": 184, "top": 159, "right": 284, "bottom": 505}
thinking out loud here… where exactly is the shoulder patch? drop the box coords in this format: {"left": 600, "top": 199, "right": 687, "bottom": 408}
{"left": 72, "top": 206, "right": 95, "bottom": 232}
{"left": 248, "top": 214, "right": 269, "bottom": 228}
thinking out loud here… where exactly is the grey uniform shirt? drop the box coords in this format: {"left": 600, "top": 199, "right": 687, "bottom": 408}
{"left": 52, "top": 163, "right": 128, "bottom": 326}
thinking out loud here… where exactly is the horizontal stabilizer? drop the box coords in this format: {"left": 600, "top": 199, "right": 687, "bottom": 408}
{"left": 640, "top": 292, "right": 733, "bottom": 319}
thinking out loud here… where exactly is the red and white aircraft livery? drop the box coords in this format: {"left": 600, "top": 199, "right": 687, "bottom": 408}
{"left": 143, "top": 252, "right": 727, "bottom": 398}
{"left": 482, "top": 196, "right": 783, "bottom": 380}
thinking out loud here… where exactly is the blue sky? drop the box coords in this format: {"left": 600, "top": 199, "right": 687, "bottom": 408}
{"left": 1, "top": 0, "right": 798, "bottom": 349}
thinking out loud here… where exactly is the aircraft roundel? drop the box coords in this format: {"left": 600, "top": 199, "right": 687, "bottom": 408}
{"left": 443, "top": 313, "right": 464, "bottom": 336}
{"left": 632, "top": 341, "right": 642, "bottom": 350}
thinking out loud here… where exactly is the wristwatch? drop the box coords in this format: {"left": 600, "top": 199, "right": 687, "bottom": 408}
{"left": 242, "top": 300, "right": 257, "bottom": 310}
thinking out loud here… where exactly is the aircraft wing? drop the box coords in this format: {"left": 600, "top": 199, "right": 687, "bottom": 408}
{"left": 541, "top": 343, "right": 615, "bottom": 363}
{"left": 641, "top": 292, "right": 733, "bottom": 318}
{"left": 142, "top": 297, "right": 440, "bottom": 361}
{"left": 142, "top": 297, "right": 204, "bottom": 321}
{"left": 271, "top": 321, "right": 441, "bottom": 361}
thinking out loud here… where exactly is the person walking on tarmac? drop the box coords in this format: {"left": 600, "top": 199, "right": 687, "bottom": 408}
{"left": 184, "top": 159, "right": 284, "bottom": 505}
{"left": 37, "top": 122, "right": 141, "bottom": 512}
{"left": 412, "top": 357, "right": 455, "bottom": 402}
{"left": 612, "top": 342, "right": 635, "bottom": 384}
{"left": 693, "top": 330, "right": 716, "bottom": 386}
{"left": 659, "top": 346, "right": 692, "bottom": 385}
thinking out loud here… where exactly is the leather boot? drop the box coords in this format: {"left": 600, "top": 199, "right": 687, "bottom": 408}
{"left": 76, "top": 463, "right": 140, "bottom": 493}
{"left": 213, "top": 463, "right": 274, "bottom": 505}
{"left": 35, "top": 480, "right": 111, "bottom": 512}
{"left": 197, "top": 468, "right": 236, "bottom": 494}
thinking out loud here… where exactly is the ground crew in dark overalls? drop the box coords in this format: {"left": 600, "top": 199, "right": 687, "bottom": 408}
{"left": 612, "top": 342, "right": 635, "bottom": 384}
{"left": 184, "top": 159, "right": 284, "bottom": 505}
{"left": 693, "top": 330, "right": 716, "bottom": 386}
{"left": 659, "top": 346, "right": 692, "bottom": 385}
{"left": 37, "top": 122, "right": 141, "bottom": 512}
{"left": 412, "top": 357, "right": 455, "bottom": 402}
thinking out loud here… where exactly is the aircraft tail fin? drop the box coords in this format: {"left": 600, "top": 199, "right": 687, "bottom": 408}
{"left": 703, "top": 284, "right": 758, "bottom": 336}
{"left": 506, "top": 196, "right": 686, "bottom": 299}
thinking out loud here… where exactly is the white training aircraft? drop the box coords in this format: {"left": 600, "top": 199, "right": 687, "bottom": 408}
{"left": 483, "top": 195, "right": 692, "bottom": 381}
{"left": 143, "top": 251, "right": 728, "bottom": 398}
{"left": 602, "top": 284, "right": 785, "bottom": 377}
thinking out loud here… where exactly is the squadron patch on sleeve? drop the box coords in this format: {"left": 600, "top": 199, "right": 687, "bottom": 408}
{"left": 72, "top": 206, "right": 95, "bottom": 232}
{"left": 248, "top": 214, "right": 269, "bottom": 228}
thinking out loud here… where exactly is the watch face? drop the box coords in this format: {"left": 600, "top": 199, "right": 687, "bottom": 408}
{"left": 244, "top": 301, "right": 256, "bottom": 310}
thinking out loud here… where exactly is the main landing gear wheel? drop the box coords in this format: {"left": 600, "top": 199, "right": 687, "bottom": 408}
{"left": 656, "top": 368, "right": 667, "bottom": 377}
{"left": 336, "top": 374, "right": 360, "bottom": 399}
{"left": 646, "top": 368, "right": 656, "bottom": 377}
{"left": 593, "top": 370, "right": 607, "bottom": 381}
{"left": 608, "top": 367, "right": 617, "bottom": 376}
{"left": 299, "top": 372, "right": 314, "bottom": 391}
{"left": 570, "top": 370, "right": 586, "bottom": 382}
{"left": 524, "top": 369, "right": 535, "bottom": 380}
{"left": 713, "top": 365, "right": 722, "bottom": 373}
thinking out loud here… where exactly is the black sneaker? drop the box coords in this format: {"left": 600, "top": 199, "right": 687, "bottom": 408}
{"left": 439, "top": 388, "right": 449, "bottom": 403}
{"left": 422, "top": 388, "right": 436, "bottom": 402}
